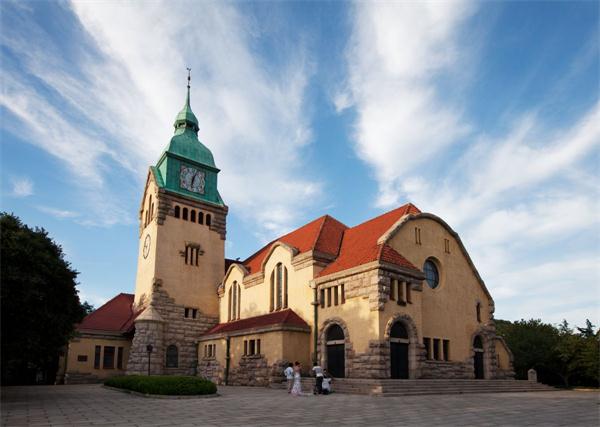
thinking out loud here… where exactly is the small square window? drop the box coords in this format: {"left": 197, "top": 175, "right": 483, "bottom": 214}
{"left": 77, "top": 355, "right": 88, "bottom": 362}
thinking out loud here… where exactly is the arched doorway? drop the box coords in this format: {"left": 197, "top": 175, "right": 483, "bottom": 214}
{"left": 326, "top": 324, "right": 345, "bottom": 378}
{"left": 473, "top": 336, "right": 484, "bottom": 379}
{"left": 390, "top": 322, "right": 409, "bottom": 379}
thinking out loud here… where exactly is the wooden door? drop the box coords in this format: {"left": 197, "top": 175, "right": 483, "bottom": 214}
{"left": 327, "top": 344, "right": 345, "bottom": 378}
{"left": 390, "top": 342, "right": 409, "bottom": 379}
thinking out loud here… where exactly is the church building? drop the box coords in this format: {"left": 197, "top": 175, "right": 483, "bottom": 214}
{"left": 60, "top": 78, "right": 514, "bottom": 385}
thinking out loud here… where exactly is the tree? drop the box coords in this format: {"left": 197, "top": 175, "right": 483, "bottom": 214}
{"left": 81, "top": 301, "right": 95, "bottom": 315}
{"left": 1, "top": 213, "right": 86, "bottom": 384}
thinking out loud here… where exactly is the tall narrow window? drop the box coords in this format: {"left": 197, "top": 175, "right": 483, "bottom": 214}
{"left": 433, "top": 339, "right": 440, "bottom": 361}
{"left": 269, "top": 271, "right": 275, "bottom": 312}
{"left": 94, "top": 346, "right": 101, "bottom": 369}
{"left": 192, "top": 309, "right": 197, "bottom": 319}
{"left": 174, "top": 205, "right": 180, "bottom": 218}
{"left": 249, "top": 340, "right": 255, "bottom": 355}
{"left": 237, "top": 283, "right": 241, "bottom": 319}
{"left": 184, "top": 307, "right": 190, "bottom": 318}
{"left": 341, "top": 284, "right": 345, "bottom": 304}
{"left": 406, "top": 282, "right": 412, "bottom": 304}
{"left": 476, "top": 302, "right": 482, "bottom": 323}
{"left": 183, "top": 207, "right": 188, "bottom": 220}
{"left": 198, "top": 211, "right": 204, "bottom": 224}
{"left": 333, "top": 286, "right": 339, "bottom": 306}
{"left": 444, "top": 238, "right": 450, "bottom": 254}
{"left": 415, "top": 227, "right": 422, "bottom": 244}
{"left": 103, "top": 346, "right": 115, "bottom": 369}
{"left": 206, "top": 214, "right": 212, "bottom": 226}
{"left": 228, "top": 287, "right": 232, "bottom": 321}
{"left": 276, "top": 263, "right": 283, "bottom": 310}
{"left": 191, "top": 210, "right": 196, "bottom": 222}
{"left": 244, "top": 340, "right": 248, "bottom": 356}
{"left": 423, "top": 338, "right": 431, "bottom": 360}
{"left": 232, "top": 281, "right": 237, "bottom": 320}
{"left": 117, "top": 347, "right": 124, "bottom": 369}
{"left": 283, "top": 266, "right": 288, "bottom": 308}
{"left": 327, "top": 288, "right": 332, "bottom": 307}
{"left": 398, "top": 280, "right": 405, "bottom": 304}
{"left": 166, "top": 345, "right": 178, "bottom": 368}
{"left": 256, "top": 339, "right": 261, "bottom": 355}
{"left": 390, "top": 279, "right": 396, "bottom": 301}
{"left": 320, "top": 289, "right": 325, "bottom": 308}
{"left": 149, "top": 195, "right": 153, "bottom": 221}
{"left": 443, "top": 340, "right": 450, "bottom": 361}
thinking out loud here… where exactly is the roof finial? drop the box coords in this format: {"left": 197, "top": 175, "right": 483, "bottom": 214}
{"left": 187, "top": 67, "right": 191, "bottom": 89}
{"left": 185, "top": 67, "right": 191, "bottom": 107}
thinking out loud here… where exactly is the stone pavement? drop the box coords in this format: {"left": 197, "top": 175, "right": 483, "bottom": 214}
{"left": 1, "top": 384, "right": 598, "bottom": 426}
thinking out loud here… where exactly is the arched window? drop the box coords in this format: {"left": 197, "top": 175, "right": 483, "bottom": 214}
{"left": 236, "top": 282, "right": 241, "bottom": 320}
{"left": 183, "top": 208, "right": 188, "bottom": 221}
{"left": 198, "top": 211, "right": 204, "bottom": 224}
{"left": 271, "top": 263, "right": 287, "bottom": 311}
{"left": 423, "top": 259, "right": 440, "bottom": 289}
{"left": 232, "top": 281, "right": 237, "bottom": 321}
{"left": 174, "top": 205, "right": 180, "bottom": 218}
{"left": 206, "top": 214, "right": 212, "bottom": 226}
{"left": 269, "top": 271, "right": 275, "bottom": 312}
{"left": 166, "top": 345, "right": 178, "bottom": 368}
{"left": 190, "top": 209, "right": 196, "bottom": 222}
{"left": 228, "top": 286, "right": 232, "bottom": 321}
{"left": 473, "top": 336, "right": 483, "bottom": 350}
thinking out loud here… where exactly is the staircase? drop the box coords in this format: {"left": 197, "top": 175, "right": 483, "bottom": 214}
{"left": 64, "top": 372, "right": 101, "bottom": 384}
{"left": 270, "top": 378, "right": 556, "bottom": 396}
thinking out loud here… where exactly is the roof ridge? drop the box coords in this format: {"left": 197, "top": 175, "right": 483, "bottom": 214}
{"left": 350, "top": 203, "right": 419, "bottom": 230}
{"left": 312, "top": 215, "right": 328, "bottom": 251}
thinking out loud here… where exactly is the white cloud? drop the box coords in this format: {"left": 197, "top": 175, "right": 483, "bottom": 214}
{"left": 37, "top": 206, "right": 80, "bottom": 219}
{"left": 341, "top": 1, "right": 475, "bottom": 208}
{"left": 1, "top": 1, "right": 320, "bottom": 235}
{"left": 342, "top": 2, "right": 600, "bottom": 326}
{"left": 10, "top": 176, "right": 34, "bottom": 197}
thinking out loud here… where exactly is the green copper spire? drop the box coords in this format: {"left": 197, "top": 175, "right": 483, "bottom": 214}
{"left": 153, "top": 69, "right": 222, "bottom": 206}
{"left": 173, "top": 68, "right": 199, "bottom": 132}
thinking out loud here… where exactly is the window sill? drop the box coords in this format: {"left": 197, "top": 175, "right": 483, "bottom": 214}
{"left": 242, "top": 354, "right": 263, "bottom": 359}
{"left": 202, "top": 357, "right": 216, "bottom": 361}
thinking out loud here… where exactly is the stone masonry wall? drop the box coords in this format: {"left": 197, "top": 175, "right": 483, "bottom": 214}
{"left": 229, "top": 356, "right": 269, "bottom": 386}
{"left": 351, "top": 340, "right": 388, "bottom": 379}
{"left": 419, "top": 360, "right": 473, "bottom": 379}
{"left": 127, "top": 280, "right": 218, "bottom": 376}
{"left": 197, "top": 359, "right": 222, "bottom": 384}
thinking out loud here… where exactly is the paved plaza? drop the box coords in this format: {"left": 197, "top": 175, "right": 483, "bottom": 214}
{"left": 1, "top": 384, "right": 598, "bottom": 427}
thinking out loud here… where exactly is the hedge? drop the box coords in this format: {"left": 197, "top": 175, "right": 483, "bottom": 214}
{"left": 104, "top": 375, "right": 217, "bottom": 396}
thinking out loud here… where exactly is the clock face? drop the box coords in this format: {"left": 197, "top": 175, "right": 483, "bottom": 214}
{"left": 180, "top": 165, "right": 205, "bottom": 194}
{"left": 143, "top": 234, "right": 151, "bottom": 259}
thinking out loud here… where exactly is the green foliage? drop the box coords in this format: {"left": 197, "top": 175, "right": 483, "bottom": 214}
{"left": 1, "top": 213, "right": 86, "bottom": 384}
{"left": 104, "top": 375, "right": 217, "bottom": 395}
{"left": 496, "top": 318, "right": 599, "bottom": 387}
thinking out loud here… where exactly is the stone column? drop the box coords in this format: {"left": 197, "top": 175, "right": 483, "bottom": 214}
{"left": 126, "top": 305, "right": 165, "bottom": 375}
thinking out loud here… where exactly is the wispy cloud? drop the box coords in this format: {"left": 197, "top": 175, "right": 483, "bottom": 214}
{"left": 37, "top": 206, "right": 80, "bottom": 219}
{"left": 341, "top": 2, "right": 600, "bottom": 325}
{"left": 9, "top": 176, "right": 34, "bottom": 198}
{"left": 1, "top": 1, "right": 320, "bottom": 235}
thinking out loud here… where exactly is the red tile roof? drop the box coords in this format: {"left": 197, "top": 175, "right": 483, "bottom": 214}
{"left": 243, "top": 215, "right": 347, "bottom": 274}
{"left": 77, "top": 293, "right": 139, "bottom": 334}
{"left": 203, "top": 309, "right": 309, "bottom": 336}
{"left": 317, "top": 203, "right": 422, "bottom": 277}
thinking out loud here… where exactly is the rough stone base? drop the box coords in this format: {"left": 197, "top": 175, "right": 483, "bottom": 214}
{"left": 229, "top": 356, "right": 269, "bottom": 386}
{"left": 127, "top": 281, "right": 218, "bottom": 376}
{"left": 419, "top": 360, "right": 473, "bottom": 379}
{"left": 197, "top": 359, "right": 222, "bottom": 384}
{"left": 351, "top": 340, "right": 388, "bottom": 378}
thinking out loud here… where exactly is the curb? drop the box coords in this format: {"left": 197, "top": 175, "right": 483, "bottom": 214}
{"left": 102, "top": 385, "right": 220, "bottom": 399}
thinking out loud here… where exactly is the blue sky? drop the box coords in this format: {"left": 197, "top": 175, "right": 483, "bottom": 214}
{"left": 1, "top": 1, "right": 598, "bottom": 327}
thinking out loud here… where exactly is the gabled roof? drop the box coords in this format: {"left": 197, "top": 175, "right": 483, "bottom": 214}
{"left": 203, "top": 309, "right": 309, "bottom": 335}
{"left": 243, "top": 215, "right": 348, "bottom": 274}
{"left": 317, "top": 203, "right": 421, "bottom": 277}
{"left": 77, "top": 293, "right": 139, "bottom": 334}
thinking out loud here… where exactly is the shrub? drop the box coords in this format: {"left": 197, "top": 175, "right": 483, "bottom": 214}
{"left": 104, "top": 375, "right": 217, "bottom": 395}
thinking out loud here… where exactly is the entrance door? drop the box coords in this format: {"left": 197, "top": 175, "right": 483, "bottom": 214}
{"left": 390, "top": 342, "right": 409, "bottom": 379}
{"left": 326, "top": 324, "right": 345, "bottom": 378}
{"left": 390, "top": 322, "right": 410, "bottom": 379}
{"left": 327, "top": 344, "right": 345, "bottom": 378}
{"left": 473, "top": 336, "right": 484, "bottom": 379}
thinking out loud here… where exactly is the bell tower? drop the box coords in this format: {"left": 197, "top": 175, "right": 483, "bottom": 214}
{"left": 127, "top": 71, "right": 227, "bottom": 375}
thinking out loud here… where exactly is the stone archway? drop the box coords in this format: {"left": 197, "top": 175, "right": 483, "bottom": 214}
{"left": 384, "top": 314, "right": 421, "bottom": 379}
{"left": 469, "top": 327, "right": 497, "bottom": 379}
{"left": 318, "top": 317, "right": 353, "bottom": 378}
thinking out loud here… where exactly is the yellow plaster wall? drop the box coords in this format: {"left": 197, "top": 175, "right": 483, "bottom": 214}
{"left": 66, "top": 336, "right": 131, "bottom": 379}
{"left": 495, "top": 339, "right": 511, "bottom": 370}
{"left": 134, "top": 179, "right": 224, "bottom": 315}
{"left": 388, "top": 217, "right": 492, "bottom": 361}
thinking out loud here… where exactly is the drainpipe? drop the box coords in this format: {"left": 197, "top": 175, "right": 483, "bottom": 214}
{"left": 224, "top": 336, "right": 231, "bottom": 385}
{"left": 311, "top": 282, "right": 319, "bottom": 364}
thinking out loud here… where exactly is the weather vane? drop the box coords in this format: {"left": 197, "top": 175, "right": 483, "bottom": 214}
{"left": 187, "top": 67, "right": 191, "bottom": 89}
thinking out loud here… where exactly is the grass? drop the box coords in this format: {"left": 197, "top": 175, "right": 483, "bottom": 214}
{"left": 104, "top": 375, "right": 217, "bottom": 396}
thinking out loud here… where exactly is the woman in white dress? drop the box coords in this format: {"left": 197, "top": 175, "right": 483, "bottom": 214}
{"left": 291, "top": 361, "right": 303, "bottom": 396}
